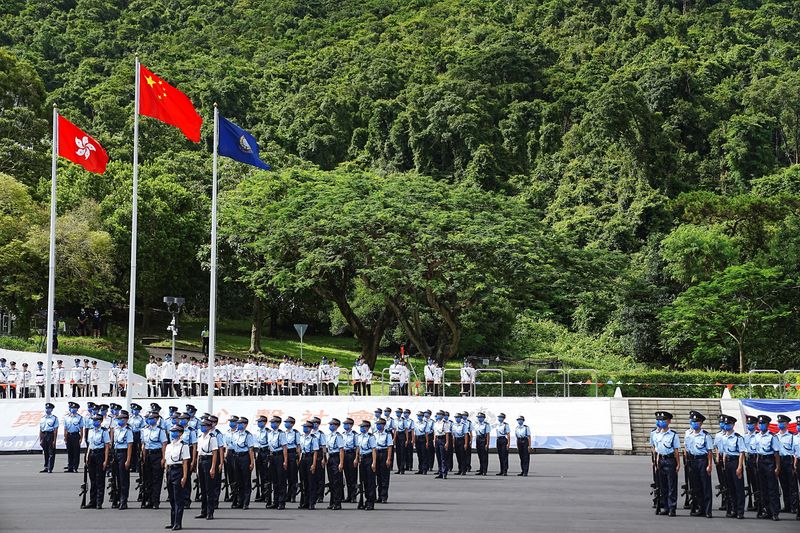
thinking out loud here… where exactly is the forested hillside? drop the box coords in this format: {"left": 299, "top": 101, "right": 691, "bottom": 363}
{"left": 1, "top": 0, "right": 800, "bottom": 370}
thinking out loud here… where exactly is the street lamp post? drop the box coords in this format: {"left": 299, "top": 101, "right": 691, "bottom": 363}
{"left": 163, "top": 296, "right": 185, "bottom": 361}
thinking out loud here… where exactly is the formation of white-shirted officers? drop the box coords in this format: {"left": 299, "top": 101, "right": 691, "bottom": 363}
{"left": 37, "top": 402, "right": 532, "bottom": 530}
{"left": 650, "top": 410, "right": 800, "bottom": 521}
{"left": 0, "top": 357, "right": 129, "bottom": 399}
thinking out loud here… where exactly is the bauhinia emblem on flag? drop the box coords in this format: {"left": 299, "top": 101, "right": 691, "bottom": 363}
{"left": 218, "top": 115, "right": 270, "bottom": 170}
{"left": 57, "top": 115, "right": 109, "bottom": 174}
{"left": 138, "top": 64, "right": 202, "bottom": 142}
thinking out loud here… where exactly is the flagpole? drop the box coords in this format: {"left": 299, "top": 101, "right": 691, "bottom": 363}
{"left": 207, "top": 104, "right": 219, "bottom": 414}
{"left": 45, "top": 105, "right": 58, "bottom": 405}
{"left": 126, "top": 57, "right": 141, "bottom": 409}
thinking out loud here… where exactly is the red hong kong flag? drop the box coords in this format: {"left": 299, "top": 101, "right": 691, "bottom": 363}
{"left": 57, "top": 115, "right": 109, "bottom": 174}
{"left": 138, "top": 64, "right": 202, "bottom": 142}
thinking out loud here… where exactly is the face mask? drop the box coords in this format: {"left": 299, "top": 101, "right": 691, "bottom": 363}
{"left": 689, "top": 421, "right": 700, "bottom": 431}
{"left": 284, "top": 422, "right": 292, "bottom": 429}
{"left": 746, "top": 423, "right": 755, "bottom": 432}
{"left": 498, "top": 417, "right": 505, "bottom": 422}
{"left": 111, "top": 409, "right": 119, "bottom": 416}
{"left": 374, "top": 413, "right": 381, "bottom": 418}
{"left": 384, "top": 412, "right": 391, "bottom": 417}
{"left": 302, "top": 426, "right": 311, "bottom": 434}
{"left": 477, "top": 417, "right": 485, "bottom": 422}
{"left": 132, "top": 410, "right": 140, "bottom": 415}
{"left": 93, "top": 421, "right": 101, "bottom": 428}
{"left": 758, "top": 423, "right": 768, "bottom": 432}
{"left": 778, "top": 422, "right": 787, "bottom": 430}
{"left": 435, "top": 415, "right": 442, "bottom": 421}
{"left": 723, "top": 423, "right": 734, "bottom": 432}
{"left": 329, "top": 424, "right": 337, "bottom": 432}
{"left": 179, "top": 419, "right": 188, "bottom": 427}
{"left": 360, "top": 426, "right": 367, "bottom": 434}
{"left": 718, "top": 422, "right": 724, "bottom": 430}
{"left": 117, "top": 419, "right": 126, "bottom": 427}
{"left": 417, "top": 416, "right": 423, "bottom": 422}
{"left": 517, "top": 420, "right": 524, "bottom": 425}
{"left": 170, "top": 431, "right": 180, "bottom": 440}
{"left": 656, "top": 420, "right": 667, "bottom": 429}
{"left": 45, "top": 409, "right": 53, "bottom": 415}
{"left": 257, "top": 421, "right": 266, "bottom": 429}
{"left": 376, "top": 424, "right": 385, "bottom": 431}
{"left": 201, "top": 425, "right": 210, "bottom": 433}
{"left": 146, "top": 418, "right": 155, "bottom": 426}
{"left": 69, "top": 408, "right": 77, "bottom": 414}
{"left": 237, "top": 423, "right": 245, "bottom": 431}
{"left": 313, "top": 423, "right": 319, "bottom": 430}
{"left": 342, "top": 423, "right": 351, "bottom": 431}
{"left": 229, "top": 421, "right": 237, "bottom": 429}
{"left": 270, "top": 422, "right": 279, "bottom": 430}
{"left": 396, "top": 412, "right": 402, "bottom": 417}
{"left": 455, "top": 417, "right": 462, "bottom": 423}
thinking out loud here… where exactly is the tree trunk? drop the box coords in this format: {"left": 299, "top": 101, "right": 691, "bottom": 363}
{"left": 267, "top": 307, "right": 278, "bottom": 338}
{"left": 385, "top": 295, "right": 433, "bottom": 360}
{"left": 249, "top": 295, "right": 263, "bottom": 354}
{"left": 141, "top": 306, "right": 151, "bottom": 330}
{"left": 738, "top": 339, "right": 744, "bottom": 374}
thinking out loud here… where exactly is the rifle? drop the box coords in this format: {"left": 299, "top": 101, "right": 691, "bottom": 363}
{"left": 253, "top": 460, "right": 262, "bottom": 502}
{"left": 107, "top": 450, "right": 119, "bottom": 509}
{"left": 650, "top": 452, "right": 662, "bottom": 514}
{"left": 222, "top": 462, "right": 231, "bottom": 502}
{"left": 680, "top": 454, "right": 694, "bottom": 510}
{"left": 79, "top": 461, "right": 89, "bottom": 508}
{"left": 357, "top": 456, "right": 365, "bottom": 510}
{"left": 137, "top": 449, "right": 147, "bottom": 505}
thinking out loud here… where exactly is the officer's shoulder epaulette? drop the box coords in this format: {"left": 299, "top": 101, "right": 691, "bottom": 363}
{"left": 734, "top": 432, "right": 741, "bottom": 437}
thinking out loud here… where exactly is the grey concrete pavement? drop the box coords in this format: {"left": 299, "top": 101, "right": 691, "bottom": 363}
{"left": 0, "top": 453, "right": 796, "bottom": 532}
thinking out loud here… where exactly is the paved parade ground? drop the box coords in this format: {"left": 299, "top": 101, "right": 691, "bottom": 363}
{"left": 0, "top": 453, "right": 797, "bottom": 533}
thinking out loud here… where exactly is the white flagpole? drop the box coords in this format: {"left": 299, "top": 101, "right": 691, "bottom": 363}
{"left": 45, "top": 105, "right": 58, "bottom": 405}
{"left": 207, "top": 104, "right": 219, "bottom": 414}
{"left": 125, "top": 57, "right": 141, "bottom": 409}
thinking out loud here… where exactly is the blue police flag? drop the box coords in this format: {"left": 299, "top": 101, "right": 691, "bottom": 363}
{"left": 218, "top": 116, "right": 271, "bottom": 170}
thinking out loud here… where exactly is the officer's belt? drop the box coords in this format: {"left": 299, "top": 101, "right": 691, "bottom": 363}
{"left": 232, "top": 451, "right": 249, "bottom": 456}
{"left": 657, "top": 453, "right": 676, "bottom": 459}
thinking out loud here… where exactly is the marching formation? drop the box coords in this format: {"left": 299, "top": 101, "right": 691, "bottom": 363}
{"left": 38, "top": 401, "right": 532, "bottom": 530}
{"left": 650, "top": 410, "right": 800, "bottom": 521}
{"left": 0, "top": 357, "right": 129, "bottom": 399}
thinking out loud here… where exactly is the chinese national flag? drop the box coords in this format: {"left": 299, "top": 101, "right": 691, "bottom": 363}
{"left": 138, "top": 64, "right": 202, "bottom": 142}
{"left": 57, "top": 115, "right": 109, "bottom": 174}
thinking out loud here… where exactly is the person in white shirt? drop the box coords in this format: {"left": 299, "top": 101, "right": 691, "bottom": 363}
{"left": 34, "top": 361, "right": 46, "bottom": 398}
{"left": 330, "top": 359, "right": 341, "bottom": 396}
{"left": 146, "top": 356, "right": 160, "bottom": 397}
{"left": 19, "top": 362, "right": 32, "bottom": 398}
{"left": 360, "top": 360, "right": 372, "bottom": 396}
{"left": 108, "top": 361, "right": 120, "bottom": 396}
{"left": 424, "top": 359, "right": 436, "bottom": 396}
{"left": 389, "top": 359, "right": 401, "bottom": 395}
{"left": 196, "top": 419, "right": 218, "bottom": 519}
{"left": 433, "top": 363, "right": 443, "bottom": 397}
{"left": 69, "top": 359, "right": 83, "bottom": 397}
{"left": 161, "top": 355, "right": 177, "bottom": 397}
{"left": 460, "top": 359, "right": 476, "bottom": 397}
{"left": 398, "top": 361, "right": 410, "bottom": 396}
{"left": 177, "top": 355, "right": 191, "bottom": 397}
{"left": 52, "top": 360, "right": 66, "bottom": 398}
{"left": 165, "top": 425, "right": 191, "bottom": 530}
{"left": 351, "top": 359, "right": 363, "bottom": 396}
{"left": 7, "top": 361, "right": 19, "bottom": 398}
{"left": 88, "top": 360, "right": 100, "bottom": 397}
{"left": 118, "top": 364, "right": 129, "bottom": 396}
{"left": 0, "top": 357, "right": 8, "bottom": 399}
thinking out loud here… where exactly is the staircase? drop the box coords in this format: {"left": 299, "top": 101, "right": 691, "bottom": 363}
{"left": 629, "top": 398, "right": 722, "bottom": 456}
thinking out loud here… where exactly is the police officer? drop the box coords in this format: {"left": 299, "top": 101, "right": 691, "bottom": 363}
{"left": 112, "top": 410, "right": 134, "bottom": 509}
{"left": 253, "top": 415, "right": 270, "bottom": 504}
{"left": 284, "top": 416, "right": 300, "bottom": 503}
{"left": 794, "top": 415, "right": 800, "bottom": 521}
{"left": 266, "top": 416, "right": 289, "bottom": 510}
{"left": 326, "top": 418, "right": 345, "bottom": 510}
{"left": 355, "top": 420, "right": 377, "bottom": 510}
{"left": 461, "top": 411, "right": 472, "bottom": 473}
{"left": 651, "top": 411, "right": 681, "bottom": 516}
{"left": 230, "top": 416, "right": 254, "bottom": 509}
{"left": 743, "top": 415, "right": 761, "bottom": 515}
{"left": 207, "top": 415, "right": 225, "bottom": 510}
{"left": 64, "top": 401, "right": 83, "bottom": 473}
{"left": 495, "top": 413, "right": 510, "bottom": 476}
{"left": 176, "top": 413, "right": 197, "bottom": 509}
{"left": 755, "top": 414, "right": 782, "bottom": 520}
{"left": 443, "top": 411, "right": 454, "bottom": 472}
{"left": 141, "top": 410, "right": 168, "bottom": 509}
{"left": 84, "top": 413, "right": 110, "bottom": 509}
{"left": 515, "top": 415, "right": 532, "bottom": 476}
{"left": 403, "top": 409, "right": 415, "bottom": 471}
{"left": 424, "top": 410, "right": 435, "bottom": 473}
{"left": 776, "top": 414, "right": 797, "bottom": 514}
{"left": 298, "top": 421, "right": 319, "bottom": 509}
{"left": 683, "top": 410, "right": 713, "bottom": 518}
{"left": 341, "top": 417, "right": 358, "bottom": 502}
{"left": 129, "top": 403, "right": 144, "bottom": 473}
{"left": 393, "top": 407, "right": 407, "bottom": 474}
{"left": 310, "top": 416, "right": 326, "bottom": 504}
{"left": 718, "top": 414, "right": 746, "bottom": 519}
{"left": 474, "top": 412, "right": 490, "bottom": 475}
{"left": 412, "top": 411, "right": 429, "bottom": 475}
{"left": 39, "top": 402, "right": 58, "bottom": 473}
{"left": 165, "top": 424, "right": 190, "bottom": 531}
{"left": 433, "top": 410, "right": 450, "bottom": 479}
{"left": 222, "top": 416, "right": 240, "bottom": 506}
{"left": 195, "top": 418, "right": 218, "bottom": 520}
{"left": 451, "top": 412, "right": 467, "bottom": 475}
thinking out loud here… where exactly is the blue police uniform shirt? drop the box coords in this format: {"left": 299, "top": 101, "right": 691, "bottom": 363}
{"left": 188, "top": 417, "right": 198, "bottom": 431}
{"left": 159, "top": 417, "right": 170, "bottom": 432}
{"left": 683, "top": 429, "right": 713, "bottom": 456}
{"left": 793, "top": 434, "right": 800, "bottom": 458}
{"left": 268, "top": 429, "right": 288, "bottom": 452}
{"left": 180, "top": 428, "right": 197, "bottom": 446}
{"left": 223, "top": 429, "right": 236, "bottom": 448}
{"left": 777, "top": 431, "right": 794, "bottom": 457}
{"left": 114, "top": 426, "right": 134, "bottom": 450}
{"left": 315, "top": 430, "right": 327, "bottom": 449}
{"left": 356, "top": 433, "right": 376, "bottom": 454}
{"left": 756, "top": 432, "right": 780, "bottom": 456}
{"left": 88, "top": 427, "right": 110, "bottom": 450}
{"left": 495, "top": 421, "right": 510, "bottom": 437}
{"left": 64, "top": 413, "right": 83, "bottom": 433}
{"left": 425, "top": 418, "right": 434, "bottom": 434}
{"left": 451, "top": 421, "right": 465, "bottom": 438}
{"left": 342, "top": 430, "right": 357, "bottom": 450}
{"left": 285, "top": 428, "right": 300, "bottom": 447}
{"left": 475, "top": 420, "right": 491, "bottom": 436}
{"left": 745, "top": 431, "right": 761, "bottom": 454}
{"left": 327, "top": 432, "right": 343, "bottom": 453}
{"left": 384, "top": 417, "right": 396, "bottom": 432}
{"left": 375, "top": 429, "right": 393, "bottom": 449}
{"left": 712, "top": 431, "right": 724, "bottom": 450}
{"left": 300, "top": 433, "right": 319, "bottom": 454}
{"left": 83, "top": 414, "right": 94, "bottom": 432}
{"left": 39, "top": 414, "right": 58, "bottom": 432}
{"left": 464, "top": 419, "right": 473, "bottom": 435}
{"left": 514, "top": 424, "right": 531, "bottom": 439}
{"left": 230, "top": 430, "right": 254, "bottom": 452}
{"left": 413, "top": 420, "right": 426, "bottom": 437}
{"left": 213, "top": 429, "right": 225, "bottom": 448}
{"left": 255, "top": 427, "right": 269, "bottom": 448}
{"left": 129, "top": 414, "right": 144, "bottom": 434}
{"left": 718, "top": 432, "right": 745, "bottom": 456}
{"left": 142, "top": 425, "right": 168, "bottom": 450}
{"left": 652, "top": 429, "right": 680, "bottom": 455}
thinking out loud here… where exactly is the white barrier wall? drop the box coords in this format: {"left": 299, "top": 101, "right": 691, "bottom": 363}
{"left": 0, "top": 396, "right": 625, "bottom": 452}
